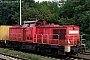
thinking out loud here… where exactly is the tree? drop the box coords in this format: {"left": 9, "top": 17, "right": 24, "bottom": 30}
{"left": 0, "top": 1, "right": 19, "bottom": 25}
{"left": 59, "top": 0, "right": 90, "bottom": 49}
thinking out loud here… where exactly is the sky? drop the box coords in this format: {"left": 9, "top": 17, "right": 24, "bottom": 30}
{"left": 34, "top": 0, "right": 60, "bottom": 2}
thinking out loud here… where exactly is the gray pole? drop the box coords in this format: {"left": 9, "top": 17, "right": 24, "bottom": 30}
{"left": 20, "top": 0, "right": 21, "bottom": 25}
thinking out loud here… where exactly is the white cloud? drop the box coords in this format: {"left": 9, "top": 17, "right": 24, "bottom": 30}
{"left": 34, "top": 0, "right": 40, "bottom": 2}
{"left": 34, "top": 0, "right": 66, "bottom": 2}
{"left": 35, "top": 0, "right": 52, "bottom": 2}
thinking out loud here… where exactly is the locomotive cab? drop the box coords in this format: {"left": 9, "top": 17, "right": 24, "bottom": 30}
{"left": 23, "top": 21, "right": 37, "bottom": 42}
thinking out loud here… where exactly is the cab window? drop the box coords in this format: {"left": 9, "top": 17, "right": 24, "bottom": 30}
{"left": 22, "top": 24, "right": 29, "bottom": 27}
{"left": 29, "top": 23, "right": 34, "bottom": 27}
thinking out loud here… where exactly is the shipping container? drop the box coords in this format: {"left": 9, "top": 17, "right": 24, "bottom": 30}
{"left": 0, "top": 25, "right": 12, "bottom": 40}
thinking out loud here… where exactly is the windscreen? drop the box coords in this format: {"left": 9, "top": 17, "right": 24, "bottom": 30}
{"left": 22, "top": 24, "right": 29, "bottom": 27}
{"left": 22, "top": 23, "right": 35, "bottom": 27}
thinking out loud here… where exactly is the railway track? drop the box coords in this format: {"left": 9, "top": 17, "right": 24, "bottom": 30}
{"left": 59, "top": 55, "right": 90, "bottom": 60}
{"left": 0, "top": 52, "right": 29, "bottom": 60}
{"left": 76, "top": 52, "right": 90, "bottom": 60}
{"left": 0, "top": 58, "right": 6, "bottom": 60}
{"left": 0, "top": 48, "right": 59, "bottom": 60}
{"left": 63, "top": 52, "right": 90, "bottom": 60}
{"left": 0, "top": 48, "right": 90, "bottom": 60}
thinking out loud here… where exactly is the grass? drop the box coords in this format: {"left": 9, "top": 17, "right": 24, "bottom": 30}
{"left": 0, "top": 48, "right": 56, "bottom": 60}
{"left": 88, "top": 48, "right": 90, "bottom": 51}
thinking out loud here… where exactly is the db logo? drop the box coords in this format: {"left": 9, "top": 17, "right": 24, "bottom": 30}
{"left": 28, "top": 31, "right": 31, "bottom": 34}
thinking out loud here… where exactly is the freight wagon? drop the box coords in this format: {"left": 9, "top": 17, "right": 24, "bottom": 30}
{"left": 0, "top": 25, "right": 11, "bottom": 46}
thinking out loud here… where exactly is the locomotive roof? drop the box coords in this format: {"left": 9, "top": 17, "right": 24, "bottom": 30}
{"left": 36, "top": 20, "right": 77, "bottom": 28}
{"left": 24, "top": 20, "right": 37, "bottom": 24}
{"left": 37, "top": 25, "right": 77, "bottom": 28}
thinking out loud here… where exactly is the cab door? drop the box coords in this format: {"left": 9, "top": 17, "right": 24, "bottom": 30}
{"left": 25, "top": 27, "right": 33, "bottom": 42}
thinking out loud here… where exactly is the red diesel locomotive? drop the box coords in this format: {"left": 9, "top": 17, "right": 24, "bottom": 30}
{"left": 5, "top": 20, "right": 84, "bottom": 55}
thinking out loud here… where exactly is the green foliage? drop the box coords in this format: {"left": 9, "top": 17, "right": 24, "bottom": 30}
{"left": 0, "top": 0, "right": 60, "bottom": 24}
{"left": 60, "top": 0, "right": 90, "bottom": 49}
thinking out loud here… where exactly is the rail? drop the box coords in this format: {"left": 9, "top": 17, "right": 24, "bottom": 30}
{"left": 0, "top": 58, "right": 6, "bottom": 60}
{"left": 65, "top": 35, "right": 77, "bottom": 45}
{"left": 0, "top": 52, "right": 28, "bottom": 60}
{"left": 0, "top": 46, "right": 90, "bottom": 60}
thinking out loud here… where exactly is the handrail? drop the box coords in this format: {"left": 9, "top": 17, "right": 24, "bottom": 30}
{"left": 36, "top": 34, "right": 59, "bottom": 43}
{"left": 65, "top": 35, "right": 77, "bottom": 45}
{"left": 35, "top": 34, "right": 78, "bottom": 45}
{"left": 36, "top": 34, "right": 43, "bottom": 43}
{"left": 48, "top": 34, "right": 59, "bottom": 40}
